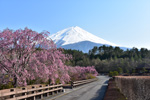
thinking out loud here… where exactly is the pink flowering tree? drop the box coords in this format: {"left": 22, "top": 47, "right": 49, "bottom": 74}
{"left": 0, "top": 27, "right": 98, "bottom": 88}
{"left": 68, "top": 66, "right": 98, "bottom": 82}
{"left": 33, "top": 48, "right": 71, "bottom": 84}
{"left": 0, "top": 28, "right": 70, "bottom": 87}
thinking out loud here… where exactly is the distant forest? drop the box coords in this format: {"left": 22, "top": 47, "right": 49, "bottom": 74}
{"left": 64, "top": 45, "right": 150, "bottom": 74}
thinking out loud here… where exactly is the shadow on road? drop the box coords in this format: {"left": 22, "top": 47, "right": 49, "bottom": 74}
{"left": 104, "top": 80, "right": 109, "bottom": 84}
{"left": 90, "top": 80, "right": 108, "bottom": 100}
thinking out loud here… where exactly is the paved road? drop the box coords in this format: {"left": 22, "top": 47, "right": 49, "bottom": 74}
{"left": 49, "top": 76, "right": 109, "bottom": 100}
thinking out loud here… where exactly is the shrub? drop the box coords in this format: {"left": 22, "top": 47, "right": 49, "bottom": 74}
{"left": 109, "top": 71, "right": 119, "bottom": 77}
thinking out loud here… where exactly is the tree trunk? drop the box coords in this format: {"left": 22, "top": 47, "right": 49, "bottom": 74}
{"left": 49, "top": 80, "right": 52, "bottom": 85}
{"left": 13, "top": 76, "right": 17, "bottom": 88}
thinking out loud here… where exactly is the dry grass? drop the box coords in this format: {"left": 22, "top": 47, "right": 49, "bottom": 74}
{"left": 103, "top": 78, "right": 127, "bottom": 100}
{"left": 115, "top": 76, "right": 150, "bottom": 100}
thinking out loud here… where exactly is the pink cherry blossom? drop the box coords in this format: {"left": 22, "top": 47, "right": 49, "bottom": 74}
{"left": 0, "top": 28, "right": 98, "bottom": 87}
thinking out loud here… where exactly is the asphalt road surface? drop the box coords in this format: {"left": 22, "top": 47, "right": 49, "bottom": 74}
{"left": 49, "top": 76, "right": 109, "bottom": 100}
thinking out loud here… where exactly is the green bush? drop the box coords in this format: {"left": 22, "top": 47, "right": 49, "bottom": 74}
{"left": 109, "top": 71, "right": 119, "bottom": 77}
{"left": 0, "top": 82, "right": 14, "bottom": 90}
{"left": 86, "top": 73, "right": 96, "bottom": 79}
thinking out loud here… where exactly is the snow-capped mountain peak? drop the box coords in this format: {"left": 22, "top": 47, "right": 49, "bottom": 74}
{"left": 49, "top": 26, "right": 118, "bottom": 47}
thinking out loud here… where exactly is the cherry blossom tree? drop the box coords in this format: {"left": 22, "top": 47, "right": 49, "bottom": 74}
{"left": 0, "top": 27, "right": 98, "bottom": 88}
{"left": 0, "top": 28, "right": 70, "bottom": 87}
{"left": 68, "top": 66, "right": 98, "bottom": 82}
{"left": 33, "top": 48, "right": 71, "bottom": 84}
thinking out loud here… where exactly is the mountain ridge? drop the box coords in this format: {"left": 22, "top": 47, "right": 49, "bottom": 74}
{"left": 49, "top": 26, "right": 126, "bottom": 53}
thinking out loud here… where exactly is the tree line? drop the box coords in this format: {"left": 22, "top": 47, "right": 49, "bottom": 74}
{"left": 64, "top": 45, "right": 150, "bottom": 74}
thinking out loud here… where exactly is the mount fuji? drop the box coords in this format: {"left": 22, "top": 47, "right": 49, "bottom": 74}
{"left": 49, "top": 26, "right": 124, "bottom": 53}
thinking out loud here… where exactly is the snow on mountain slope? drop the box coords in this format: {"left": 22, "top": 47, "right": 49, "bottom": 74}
{"left": 62, "top": 41, "right": 109, "bottom": 53}
{"left": 49, "top": 26, "right": 118, "bottom": 46}
{"left": 49, "top": 26, "right": 121, "bottom": 53}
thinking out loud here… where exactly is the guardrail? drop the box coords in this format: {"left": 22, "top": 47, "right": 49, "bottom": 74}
{"left": 0, "top": 84, "right": 63, "bottom": 100}
{"left": 71, "top": 78, "right": 97, "bottom": 88}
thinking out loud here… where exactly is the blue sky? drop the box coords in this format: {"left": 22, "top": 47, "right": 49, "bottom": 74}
{"left": 0, "top": 0, "right": 150, "bottom": 49}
